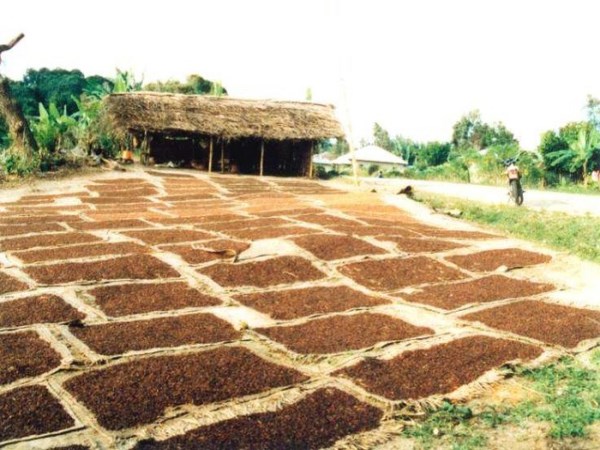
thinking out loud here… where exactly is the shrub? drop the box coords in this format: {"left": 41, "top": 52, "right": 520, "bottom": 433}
{"left": 314, "top": 166, "right": 341, "bottom": 180}
{"left": 367, "top": 164, "right": 380, "bottom": 175}
{"left": 0, "top": 148, "right": 40, "bottom": 176}
{"left": 386, "top": 168, "right": 402, "bottom": 177}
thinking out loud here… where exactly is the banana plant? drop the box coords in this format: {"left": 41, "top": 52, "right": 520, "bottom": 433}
{"left": 548, "top": 126, "right": 600, "bottom": 182}
{"left": 112, "top": 69, "right": 143, "bottom": 93}
{"left": 210, "top": 80, "right": 225, "bottom": 97}
{"left": 32, "top": 102, "right": 78, "bottom": 152}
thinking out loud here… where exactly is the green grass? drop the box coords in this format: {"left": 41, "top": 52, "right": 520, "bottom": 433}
{"left": 402, "top": 352, "right": 600, "bottom": 449}
{"left": 402, "top": 402, "right": 487, "bottom": 449}
{"left": 512, "top": 358, "right": 600, "bottom": 439}
{"left": 414, "top": 193, "right": 600, "bottom": 263}
{"left": 543, "top": 182, "right": 600, "bottom": 195}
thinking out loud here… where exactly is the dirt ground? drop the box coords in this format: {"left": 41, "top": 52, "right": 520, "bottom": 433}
{"left": 0, "top": 168, "right": 599, "bottom": 449}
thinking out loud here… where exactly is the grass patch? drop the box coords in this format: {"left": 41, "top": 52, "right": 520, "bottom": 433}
{"left": 401, "top": 351, "right": 600, "bottom": 449}
{"left": 512, "top": 357, "right": 600, "bottom": 439}
{"left": 544, "top": 183, "right": 600, "bottom": 195}
{"left": 414, "top": 192, "right": 600, "bottom": 263}
{"left": 403, "top": 401, "right": 487, "bottom": 450}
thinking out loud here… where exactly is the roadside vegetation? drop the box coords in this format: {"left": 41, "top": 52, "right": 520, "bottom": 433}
{"left": 401, "top": 350, "right": 600, "bottom": 450}
{"left": 317, "top": 97, "right": 600, "bottom": 194}
{"left": 414, "top": 192, "right": 600, "bottom": 264}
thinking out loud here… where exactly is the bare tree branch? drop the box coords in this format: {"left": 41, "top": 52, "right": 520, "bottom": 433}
{"left": 0, "top": 33, "right": 25, "bottom": 63}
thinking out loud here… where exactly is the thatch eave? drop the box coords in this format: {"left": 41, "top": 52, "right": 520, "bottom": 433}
{"left": 105, "top": 92, "right": 345, "bottom": 141}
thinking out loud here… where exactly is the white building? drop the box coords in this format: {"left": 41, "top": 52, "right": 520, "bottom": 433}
{"left": 311, "top": 151, "right": 337, "bottom": 168}
{"left": 330, "top": 145, "right": 407, "bottom": 171}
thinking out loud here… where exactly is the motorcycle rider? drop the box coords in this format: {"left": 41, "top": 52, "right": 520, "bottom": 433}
{"left": 505, "top": 160, "right": 521, "bottom": 182}
{"left": 505, "top": 159, "right": 524, "bottom": 204}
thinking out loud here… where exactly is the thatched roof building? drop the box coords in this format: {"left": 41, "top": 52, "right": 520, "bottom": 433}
{"left": 105, "top": 92, "right": 344, "bottom": 140}
{"left": 104, "top": 92, "right": 344, "bottom": 177}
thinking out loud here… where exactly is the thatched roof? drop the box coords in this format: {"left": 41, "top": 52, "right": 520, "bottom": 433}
{"left": 104, "top": 92, "right": 345, "bottom": 141}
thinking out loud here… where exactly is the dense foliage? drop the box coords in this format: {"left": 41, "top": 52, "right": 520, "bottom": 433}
{"left": 0, "top": 68, "right": 226, "bottom": 177}
{"left": 318, "top": 100, "right": 600, "bottom": 189}
{"left": 8, "top": 68, "right": 112, "bottom": 118}
{"left": 538, "top": 121, "right": 600, "bottom": 184}
{"left": 2, "top": 66, "right": 598, "bottom": 188}
{"left": 144, "top": 74, "right": 226, "bottom": 96}
{"left": 451, "top": 110, "right": 518, "bottom": 150}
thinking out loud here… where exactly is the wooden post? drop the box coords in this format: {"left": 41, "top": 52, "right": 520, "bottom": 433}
{"left": 140, "top": 130, "right": 149, "bottom": 165}
{"left": 260, "top": 140, "right": 265, "bottom": 176}
{"left": 208, "top": 137, "right": 213, "bottom": 174}
{"left": 192, "top": 137, "right": 196, "bottom": 163}
{"left": 308, "top": 141, "right": 314, "bottom": 178}
{"left": 220, "top": 140, "right": 225, "bottom": 173}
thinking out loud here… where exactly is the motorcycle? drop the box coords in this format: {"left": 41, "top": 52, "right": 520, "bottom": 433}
{"left": 503, "top": 158, "right": 524, "bottom": 206}
{"left": 508, "top": 178, "right": 524, "bottom": 205}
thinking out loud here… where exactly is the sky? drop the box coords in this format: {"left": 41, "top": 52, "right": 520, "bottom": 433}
{"left": 2, "top": 0, "right": 600, "bottom": 149}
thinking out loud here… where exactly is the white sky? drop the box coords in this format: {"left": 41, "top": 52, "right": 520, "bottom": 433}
{"left": 2, "top": 0, "right": 600, "bottom": 149}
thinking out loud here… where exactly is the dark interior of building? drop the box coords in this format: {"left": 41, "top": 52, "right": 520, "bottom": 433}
{"left": 145, "top": 134, "right": 312, "bottom": 177}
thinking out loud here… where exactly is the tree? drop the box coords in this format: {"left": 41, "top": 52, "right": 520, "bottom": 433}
{"left": 0, "top": 116, "right": 9, "bottom": 148}
{"left": 112, "top": 69, "right": 143, "bottom": 93}
{"left": 210, "top": 80, "right": 225, "bottom": 97}
{"left": 492, "top": 123, "right": 518, "bottom": 147}
{"left": 539, "top": 122, "right": 594, "bottom": 180}
{"left": 6, "top": 69, "right": 112, "bottom": 118}
{"left": 451, "top": 110, "right": 518, "bottom": 150}
{"left": 370, "top": 123, "right": 424, "bottom": 164}
{"left": 21, "top": 68, "right": 87, "bottom": 115}
{"left": 539, "top": 123, "right": 579, "bottom": 177}
{"left": 84, "top": 75, "right": 113, "bottom": 96}
{"left": 372, "top": 122, "right": 395, "bottom": 152}
{"left": 571, "top": 127, "right": 600, "bottom": 183}
{"left": 415, "top": 141, "right": 451, "bottom": 168}
{"left": 392, "top": 135, "right": 419, "bottom": 165}
{"left": 452, "top": 110, "right": 481, "bottom": 149}
{"left": 538, "top": 129, "right": 568, "bottom": 174}
{"left": 587, "top": 95, "right": 600, "bottom": 130}
{"left": 544, "top": 122, "right": 600, "bottom": 182}
{"left": 188, "top": 74, "right": 226, "bottom": 95}
{"left": 144, "top": 74, "right": 227, "bottom": 96}
{"left": 72, "top": 69, "right": 142, "bottom": 156}
{"left": 331, "top": 138, "right": 349, "bottom": 156}
{"left": 0, "top": 33, "right": 37, "bottom": 158}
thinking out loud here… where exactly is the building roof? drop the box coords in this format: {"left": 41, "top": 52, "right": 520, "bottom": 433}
{"left": 312, "top": 151, "right": 338, "bottom": 164}
{"left": 104, "top": 92, "right": 345, "bottom": 141}
{"left": 331, "top": 145, "right": 407, "bottom": 165}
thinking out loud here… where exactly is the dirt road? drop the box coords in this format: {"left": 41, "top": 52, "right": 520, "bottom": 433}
{"left": 361, "top": 177, "right": 600, "bottom": 216}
